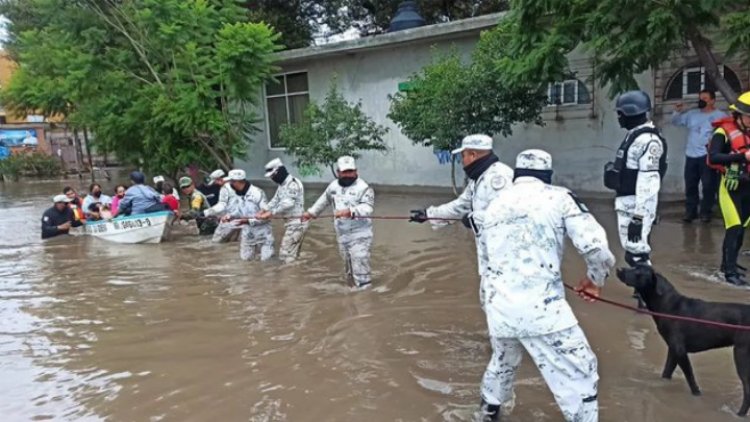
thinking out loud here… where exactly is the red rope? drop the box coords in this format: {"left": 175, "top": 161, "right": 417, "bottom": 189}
{"left": 563, "top": 283, "right": 750, "bottom": 331}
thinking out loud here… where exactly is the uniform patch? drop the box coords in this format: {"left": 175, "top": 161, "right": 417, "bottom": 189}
{"left": 568, "top": 192, "right": 589, "bottom": 213}
{"left": 648, "top": 142, "right": 663, "bottom": 157}
{"left": 43, "top": 216, "right": 49, "bottom": 222}
{"left": 491, "top": 176, "right": 507, "bottom": 190}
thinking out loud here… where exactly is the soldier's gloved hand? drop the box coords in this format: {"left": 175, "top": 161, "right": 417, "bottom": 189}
{"left": 409, "top": 209, "right": 428, "bottom": 223}
{"left": 461, "top": 214, "right": 473, "bottom": 229}
{"left": 627, "top": 216, "right": 643, "bottom": 243}
{"left": 726, "top": 164, "right": 741, "bottom": 191}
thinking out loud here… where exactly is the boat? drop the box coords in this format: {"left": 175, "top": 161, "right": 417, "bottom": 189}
{"left": 82, "top": 211, "right": 175, "bottom": 244}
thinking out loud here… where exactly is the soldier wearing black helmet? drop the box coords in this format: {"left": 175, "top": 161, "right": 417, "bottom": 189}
{"left": 706, "top": 91, "right": 750, "bottom": 285}
{"left": 604, "top": 90, "right": 668, "bottom": 269}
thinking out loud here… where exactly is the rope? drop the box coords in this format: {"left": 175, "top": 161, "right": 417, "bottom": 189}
{"left": 201, "top": 212, "right": 750, "bottom": 330}
{"left": 562, "top": 283, "right": 750, "bottom": 331}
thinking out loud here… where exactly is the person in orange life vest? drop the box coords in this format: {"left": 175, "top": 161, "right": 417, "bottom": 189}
{"left": 63, "top": 186, "right": 85, "bottom": 221}
{"left": 707, "top": 91, "right": 750, "bottom": 285}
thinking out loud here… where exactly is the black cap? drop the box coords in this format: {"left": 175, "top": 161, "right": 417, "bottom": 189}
{"left": 130, "top": 171, "right": 145, "bottom": 184}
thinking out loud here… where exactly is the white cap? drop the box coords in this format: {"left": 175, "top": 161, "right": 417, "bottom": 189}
{"left": 225, "top": 169, "right": 246, "bottom": 181}
{"left": 264, "top": 158, "right": 284, "bottom": 178}
{"left": 153, "top": 175, "right": 165, "bottom": 184}
{"left": 451, "top": 134, "right": 493, "bottom": 155}
{"left": 337, "top": 156, "right": 357, "bottom": 172}
{"left": 208, "top": 169, "right": 225, "bottom": 184}
{"left": 515, "top": 149, "right": 552, "bottom": 171}
{"left": 53, "top": 194, "right": 72, "bottom": 203}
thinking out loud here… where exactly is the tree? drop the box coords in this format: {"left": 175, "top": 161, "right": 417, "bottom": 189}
{"left": 491, "top": 0, "right": 750, "bottom": 102}
{"left": 279, "top": 81, "right": 389, "bottom": 177}
{"left": 1, "top": 0, "right": 281, "bottom": 178}
{"left": 388, "top": 40, "right": 546, "bottom": 194}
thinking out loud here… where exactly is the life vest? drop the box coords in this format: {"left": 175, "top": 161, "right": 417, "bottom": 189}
{"left": 69, "top": 198, "right": 85, "bottom": 221}
{"left": 604, "top": 126, "right": 668, "bottom": 196}
{"left": 706, "top": 117, "right": 750, "bottom": 174}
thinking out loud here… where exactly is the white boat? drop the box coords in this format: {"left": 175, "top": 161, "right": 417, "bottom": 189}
{"left": 83, "top": 211, "right": 175, "bottom": 244}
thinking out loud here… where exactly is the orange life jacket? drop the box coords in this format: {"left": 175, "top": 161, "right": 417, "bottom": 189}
{"left": 707, "top": 117, "right": 750, "bottom": 174}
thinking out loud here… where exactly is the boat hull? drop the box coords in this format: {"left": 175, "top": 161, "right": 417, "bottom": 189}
{"left": 83, "top": 211, "right": 174, "bottom": 244}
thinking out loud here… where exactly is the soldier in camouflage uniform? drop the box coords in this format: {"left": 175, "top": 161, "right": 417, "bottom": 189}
{"left": 303, "top": 156, "right": 375, "bottom": 289}
{"left": 218, "top": 169, "right": 274, "bottom": 261}
{"left": 478, "top": 150, "right": 615, "bottom": 422}
{"left": 178, "top": 176, "right": 218, "bottom": 235}
{"left": 204, "top": 172, "right": 241, "bottom": 243}
{"left": 409, "top": 134, "right": 514, "bottom": 310}
{"left": 257, "top": 158, "right": 308, "bottom": 263}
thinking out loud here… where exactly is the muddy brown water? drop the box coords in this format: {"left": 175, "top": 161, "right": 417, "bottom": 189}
{"left": 1, "top": 179, "right": 748, "bottom": 421}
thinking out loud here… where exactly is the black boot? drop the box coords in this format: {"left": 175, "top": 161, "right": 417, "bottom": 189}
{"left": 726, "top": 273, "right": 748, "bottom": 286}
{"left": 479, "top": 400, "right": 501, "bottom": 422}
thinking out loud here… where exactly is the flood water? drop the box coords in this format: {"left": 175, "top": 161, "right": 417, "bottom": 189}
{"left": 1, "top": 178, "right": 749, "bottom": 421}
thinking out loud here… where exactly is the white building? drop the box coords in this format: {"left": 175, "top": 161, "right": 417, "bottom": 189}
{"left": 238, "top": 13, "right": 748, "bottom": 193}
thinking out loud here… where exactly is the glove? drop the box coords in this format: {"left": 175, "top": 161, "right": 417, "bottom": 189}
{"left": 725, "top": 164, "right": 741, "bottom": 191}
{"left": 462, "top": 214, "right": 473, "bottom": 229}
{"left": 627, "top": 216, "right": 643, "bottom": 243}
{"left": 409, "top": 209, "right": 428, "bottom": 223}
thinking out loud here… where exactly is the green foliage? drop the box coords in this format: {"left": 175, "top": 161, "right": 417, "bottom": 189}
{"left": 388, "top": 44, "right": 546, "bottom": 152}
{"left": 492, "top": 0, "right": 749, "bottom": 99}
{"left": 0, "top": 0, "right": 281, "bottom": 176}
{"left": 0, "top": 153, "right": 62, "bottom": 180}
{"left": 279, "top": 81, "right": 389, "bottom": 176}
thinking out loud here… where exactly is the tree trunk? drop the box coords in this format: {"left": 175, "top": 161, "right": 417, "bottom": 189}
{"left": 330, "top": 164, "right": 337, "bottom": 179}
{"left": 83, "top": 128, "right": 94, "bottom": 182}
{"left": 687, "top": 30, "right": 738, "bottom": 103}
{"left": 73, "top": 129, "right": 83, "bottom": 179}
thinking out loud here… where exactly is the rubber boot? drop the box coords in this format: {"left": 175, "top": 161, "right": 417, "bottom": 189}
{"left": 479, "top": 399, "right": 501, "bottom": 422}
{"left": 723, "top": 227, "right": 746, "bottom": 285}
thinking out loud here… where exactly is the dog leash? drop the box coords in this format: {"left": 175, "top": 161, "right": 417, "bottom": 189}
{"left": 563, "top": 283, "right": 750, "bottom": 331}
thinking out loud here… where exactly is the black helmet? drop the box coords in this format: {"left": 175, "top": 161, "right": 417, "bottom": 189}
{"left": 129, "top": 171, "right": 145, "bottom": 184}
{"left": 615, "top": 90, "right": 652, "bottom": 116}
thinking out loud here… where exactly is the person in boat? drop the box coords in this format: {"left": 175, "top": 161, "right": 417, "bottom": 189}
{"left": 82, "top": 183, "right": 112, "bottom": 219}
{"left": 178, "top": 176, "right": 217, "bottom": 235}
{"left": 161, "top": 182, "right": 180, "bottom": 218}
{"left": 198, "top": 169, "right": 226, "bottom": 207}
{"left": 86, "top": 203, "right": 103, "bottom": 221}
{"left": 153, "top": 175, "right": 180, "bottom": 200}
{"left": 118, "top": 171, "right": 169, "bottom": 216}
{"left": 63, "top": 186, "right": 85, "bottom": 222}
{"left": 111, "top": 185, "right": 126, "bottom": 217}
{"left": 42, "top": 194, "right": 83, "bottom": 239}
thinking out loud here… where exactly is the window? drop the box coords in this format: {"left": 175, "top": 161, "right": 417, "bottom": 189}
{"left": 265, "top": 72, "right": 309, "bottom": 149}
{"left": 663, "top": 65, "right": 743, "bottom": 100}
{"left": 547, "top": 79, "right": 591, "bottom": 106}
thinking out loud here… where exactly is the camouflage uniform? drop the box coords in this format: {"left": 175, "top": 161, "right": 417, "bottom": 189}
{"left": 615, "top": 122, "right": 664, "bottom": 262}
{"left": 479, "top": 150, "right": 615, "bottom": 422}
{"left": 263, "top": 175, "right": 308, "bottom": 263}
{"left": 205, "top": 184, "right": 240, "bottom": 243}
{"left": 233, "top": 185, "right": 274, "bottom": 261}
{"left": 426, "top": 160, "right": 513, "bottom": 309}
{"left": 308, "top": 178, "right": 375, "bottom": 287}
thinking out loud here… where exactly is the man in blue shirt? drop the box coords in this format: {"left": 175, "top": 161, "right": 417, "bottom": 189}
{"left": 672, "top": 89, "right": 727, "bottom": 223}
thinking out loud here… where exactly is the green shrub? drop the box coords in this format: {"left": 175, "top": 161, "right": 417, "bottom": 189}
{"left": 0, "top": 153, "right": 62, "bottom": 180}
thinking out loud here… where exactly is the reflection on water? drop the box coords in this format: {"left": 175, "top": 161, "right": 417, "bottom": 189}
{"left": 0, "top": 179, "right": 747, "bottom": 421}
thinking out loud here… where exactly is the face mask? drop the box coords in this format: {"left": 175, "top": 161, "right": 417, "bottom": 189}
{"left": 338, "top": 176, "right": 357, "bottom": 187}
{"left": 618, "top": 113, "right": 648, "bottom": 130}
{"left": 92, "top": 191, "right": 101, "bottom": 198}
{"left": 698, "top": 100, "right": 708, "bottom": 109}
{"left": 117, "top": 193, "right": 125, "bottom": 198}
{"left": 271, "top": 167, "right": 289, "bottom": 185}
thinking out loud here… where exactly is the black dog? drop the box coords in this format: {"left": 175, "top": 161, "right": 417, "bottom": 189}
{"left": 617, "top": 265, "right": 750, "bottom": 416}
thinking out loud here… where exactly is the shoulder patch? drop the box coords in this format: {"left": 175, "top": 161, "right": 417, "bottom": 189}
{"left": 490, "top": 175, "right": 507, "bottom": 190}
{"left": 568, "top": 192, "right": 589, "bottom": 213}
{"left": 43, "top": 216, "right": 49, "bottom": 222}
{"left": 648, "top": 142, "right": 663, "bottom": 157}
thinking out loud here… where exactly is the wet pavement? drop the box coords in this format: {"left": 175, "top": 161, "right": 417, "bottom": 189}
{"left": 0, "top": 179, "right": 748, "bottom": 421}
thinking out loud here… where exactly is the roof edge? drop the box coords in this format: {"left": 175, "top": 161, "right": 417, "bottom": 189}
{"left": 274, "top": 12, "right": 505, "bottom": 64}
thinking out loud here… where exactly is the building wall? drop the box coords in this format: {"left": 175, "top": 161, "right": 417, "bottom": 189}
{"left": 239, "top": 34, "right": 747, "bottom": 194}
